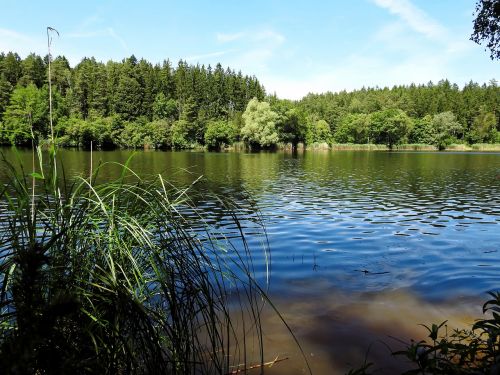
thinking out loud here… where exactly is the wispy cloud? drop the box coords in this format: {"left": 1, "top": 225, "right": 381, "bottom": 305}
{"left": 0, "top": 28, "right": 33, "bottom": 42}
{"left": 371, "top": 0, "right": 447, "bottom": 40}
{"left": 66, "top": 31, "right": 103, "bottom": 38}
{"left": 66, "top": 27, "right": 128, "bottom": 51}
{"left": 0, "top": 28, "right": 44, "bottom": 56}
{"left": 216, "top": 32, "right": 245, "bottom": 43}
{"left": 253, "top": 30, "right": 286, "bottom": 44}
{"left": 260, "top": 1, "right": 476, "bottom": 100}
{"left": 216, "top": 29, "right": 285, "bottom": 44}
{"left": 185, "top": 50, "right": 235, "bottom": 62}
{"left": 211, "top": 28, "right": 287, "bottom": 74}
{"left": 107, "top": 27, "right": 128, "bottom": 50}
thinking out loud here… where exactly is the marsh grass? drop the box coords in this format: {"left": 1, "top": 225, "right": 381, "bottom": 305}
{"left": 0, "top": 147, "right": 298, "bottom": 374}
{"left": 471, "top": 143, "right": 500, "bottom": 151}
{"left": 393, "top": 144, "right": 436, "bottom": 151}
{"left": 330, "top": 143, "right": 388, "bottom": 151}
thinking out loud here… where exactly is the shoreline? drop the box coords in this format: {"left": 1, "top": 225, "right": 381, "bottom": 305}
{"left": 3, "top": 142, "right": 500, "bottom": 152}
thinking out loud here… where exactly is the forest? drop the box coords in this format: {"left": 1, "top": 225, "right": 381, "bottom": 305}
{"left": 0, "top": 51, "right": 498, "bottom": 150}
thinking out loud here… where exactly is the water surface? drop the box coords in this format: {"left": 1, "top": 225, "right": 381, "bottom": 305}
{"left": 1, "top": 148, "right": 499, "bottom": 372}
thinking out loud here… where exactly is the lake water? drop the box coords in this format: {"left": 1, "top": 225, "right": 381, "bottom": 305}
{"left": 1, "top": 148, "right": 499, "bottom": 373}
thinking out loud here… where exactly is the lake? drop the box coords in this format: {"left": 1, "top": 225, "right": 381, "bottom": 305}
{"left": 1, "top": 148, "right": 499, "bottom": 373}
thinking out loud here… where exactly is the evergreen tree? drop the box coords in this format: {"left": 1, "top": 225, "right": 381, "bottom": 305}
{"left": 19, "top": 53, "right": 46, "bottom": 88}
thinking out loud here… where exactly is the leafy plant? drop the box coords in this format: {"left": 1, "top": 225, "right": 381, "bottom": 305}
{"left": 395, "top": 291, "right": 500, "bottom": 374}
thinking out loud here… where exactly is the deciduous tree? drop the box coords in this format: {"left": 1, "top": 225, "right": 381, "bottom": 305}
{"left": 241, "top": 98, "right": 279, "bottom": 148}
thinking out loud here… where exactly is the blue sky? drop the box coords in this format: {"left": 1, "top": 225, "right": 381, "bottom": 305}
{"left": 0, "top": 0, "right": 498, "bottom": 99}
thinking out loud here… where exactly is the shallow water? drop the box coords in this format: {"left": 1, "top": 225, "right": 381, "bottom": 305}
{"left": 1, "top": 148, "right": 499, "bottom": 372}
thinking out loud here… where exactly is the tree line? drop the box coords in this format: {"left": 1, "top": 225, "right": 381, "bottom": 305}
{"left": 0, "top": 51, "right": 498, "bottom": 150}
{"left": 272, "top": 79, "right": 499, "bottom": 149}
{"left": 0, "top": 51, "right": 265, "bottom": 149}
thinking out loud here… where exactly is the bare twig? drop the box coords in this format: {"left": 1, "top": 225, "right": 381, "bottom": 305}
{"left": 226, "top": 356, "right": 289, "bottom": 374}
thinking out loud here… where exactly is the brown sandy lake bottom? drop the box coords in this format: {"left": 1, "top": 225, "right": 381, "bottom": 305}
{"left": 256, "top": 287, "right": 482, "bottom": 374}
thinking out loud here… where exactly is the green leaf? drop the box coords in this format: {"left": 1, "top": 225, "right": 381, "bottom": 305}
{"left": 30, "top": 172, "right": 44, "bottom": 180}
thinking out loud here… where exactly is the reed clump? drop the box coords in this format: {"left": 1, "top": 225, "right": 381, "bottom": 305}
{"left": 0, "top": 149, "right": 278, "bottom": 374}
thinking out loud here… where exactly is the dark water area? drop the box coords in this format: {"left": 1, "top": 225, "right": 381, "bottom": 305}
{"left": 1, "top": 147, "right": 499, "bottom": 373}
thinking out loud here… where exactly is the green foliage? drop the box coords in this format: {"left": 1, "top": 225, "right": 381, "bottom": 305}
{"left": 19, "top": 53, "right": 46, "bottom": 88}
{"left": 369, "top": 109, "right": 412, "bottom": 148}
{"left": 1, "top": 52, "right": 22, "bottom": 86}
{"left": 152, "top": 92, "right": 178, "bottom": 120}
{"left": 1, "top": 51, "right": 499, "bottom": 149}
{"left": 57, "top": 116, "right": 114, "bottom": 149}
{"left": 171, "top": 119, "right": 192, "bottom": 149}
{"left": 114, "top": 75, "right": 143, "bottom": 120}
{"left": 306, "top": 118, "right": 332, "bottom": 145}
{"left": 395, "top": 292, "right": 500, "bottom": 374}
{"left": 432, "top": 111, "right": 463, "bottom": 150}
{"left": 0, "top": 76, "right": 13, "bottom": 122}
{"left": 408, "top": 115, "right": 435, "bottom": 144}
{"left": 468, "top": 107, "right": 497, "bottom": 143}
{"left": 298, "top": 80, "right": 499, "bottom": 148}
{"left": 144, "top": 119, "right": 172, "bottom": 148}
{"left": 241, "top": 98, "right": 279, "bottom": 148}
{"left": 204, "top": 119, "right": 237, "bottom": 150}
{"left": 0, "top": 51, "right": 272, "bottom": 149}
{"left": 271, "top": 98, "right": 307, "bottom": 146}
{"left": 117, "top": 119, "right": 171, "bottom": 149}
{"left": 471, "top": 0, "right": 500, "bottom": 60}
{"left": 2, "top": 84, "right": 48, "bottom": 144}
{"left": 334, "top": 113, "right": 370, "bottom": 144}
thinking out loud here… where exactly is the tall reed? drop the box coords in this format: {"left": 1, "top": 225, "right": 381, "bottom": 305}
{"left": 0, "top": 150, "right": 281, "bottom": 374}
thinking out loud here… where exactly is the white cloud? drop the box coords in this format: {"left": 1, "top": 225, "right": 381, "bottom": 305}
{"left": 211, "top": 28, "right": 286, "bottom": 74}
{"left": 216, "top": 29, "right": 285, "bottom": 45}
{"left": 253, "top": 30, "right": 285, "bottom": 44}
{"left": 216, "top": 32, "right": 245, "bottom": 43}
{"left": 263, "top": 47, "right": 453, "bottom": 100}
{"left": 371, "top": 0, "right": 447, "bottom": 40}
{"left": 0, "top": 28, "right": 45, "bottom": 56}
{"left": 185, "top": 50, "right": 234, "bottom": 62}
{"left": 106, "top": 27, "right": 128, "bottom": 50}
{"left": 66, "top": 27, "right": 128, "bottom": 51}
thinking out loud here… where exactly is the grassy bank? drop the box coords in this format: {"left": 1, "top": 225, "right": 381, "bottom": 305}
{"left": 224, "top": 142, "right": 500, "bottom": 152}
{"left": 306, "top": 143, "right": 500, "bottom": 152}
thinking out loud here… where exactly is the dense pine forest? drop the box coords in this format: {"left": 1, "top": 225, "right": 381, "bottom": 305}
{"left": 0, "top": 51, "right": 498, "bottom": 150}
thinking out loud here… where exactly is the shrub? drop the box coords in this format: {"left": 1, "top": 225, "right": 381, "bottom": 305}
{"left": 395, "top": 292, "right": 500, "bottom": 374}
{"left": 204, "top": 120, "right": 237, "bottom": 150}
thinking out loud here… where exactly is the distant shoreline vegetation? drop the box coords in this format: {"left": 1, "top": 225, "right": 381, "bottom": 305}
{"left": 0, "top": 52, "right": 498, "bottom": 151}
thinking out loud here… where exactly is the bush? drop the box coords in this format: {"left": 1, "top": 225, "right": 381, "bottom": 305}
{"left": 204, "top": 120, "right": 237, "bottom": 150}
{"left": 57, "top": 116, "right": 115, "bottom": 149}
{"left": 171, "top": 119, "right": 195, "bottom": 149}
{"left": 334, "top": 114, "right": 369, "bottom": 144}
{"left": 306, "top": 119, "right": 332, "bottom": 145}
